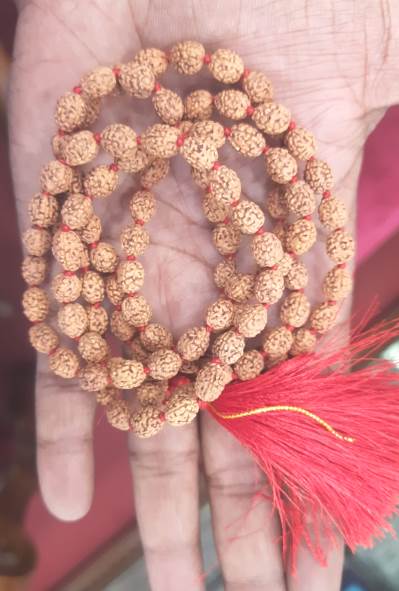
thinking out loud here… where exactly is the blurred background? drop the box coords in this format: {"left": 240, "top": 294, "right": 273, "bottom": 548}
{"left": 0, "top": 1, "right": 398, "bottom": 590}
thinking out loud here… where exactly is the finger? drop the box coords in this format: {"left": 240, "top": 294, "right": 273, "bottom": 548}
{"left": 36, "top": 354, "right": 96, "bottom": 521}
{"left": 201, "top": 412, "right": 286, "bottom": 591}
{"left": 128, "top": 422, "right": 204, "bottom": 591}
{"left": 286, "top": 539, "right": 344, "bottom": 591}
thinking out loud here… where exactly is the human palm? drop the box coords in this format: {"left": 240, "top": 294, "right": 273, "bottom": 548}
{"left": 9, "top": 1, "right": 399, "bottom": 589}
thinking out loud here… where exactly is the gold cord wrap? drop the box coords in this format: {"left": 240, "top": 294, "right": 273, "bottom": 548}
{"left": 206, "top": 403, "right": 355, "bottom": 443}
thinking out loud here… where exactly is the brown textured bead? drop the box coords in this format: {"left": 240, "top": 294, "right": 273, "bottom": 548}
{"left": 233, "top": 303, "right": 268, "bottom": 338}
{"left": 120, "top": 225, "right": 149, "bottom": 257}
{"left": 202, "top": 193, "right": 230, "bottom": 223}
{"left": 110, "top": 309, "right": 135, "bottom": 341}
{"left": 131, "top": 406, "right": 164, "bottom": 438}
{"left": 140, "top": 158, "right": 169, "bottom": 189}
{"left": 213, "top": 223, "right": 241, "bottom": 255}
{"left": 242, "top": 70, "right": 273, "bottom": 103}
{"left": 29, "top": 322, "right": 59, "bottom": 354}
{"left": 177, "top": 326, "right": 210, "bottom": 361}
{"left": 284, "top": 261, "right": 309, "bottom": 290}
{"left": 61, "top": 194, "right": 93, "bottom": 230}
{"left": 106, "top": 400, "right": 131, "bottom": 431}
{"left": 119, "top": 61, "right": 155, "bottom": 98}
{"left": 192, "top": 166, "right": 210, "bottom": 189}
{"left": 262, "top": 326, "right": 294, "bottom": 359}
{"left": 101, "top": 124, "right": 137, "bottom": 159}
{"left": 134, "top": 47, "right": 168, "bottom": 76}
{"left": 170, "top": 40, "right": 205, "bottom": 74}
{"left": 280, "top": 292, "right": 311, "bottom": 328}
{"left": 165, "top": 387, "right": 199, "bottom": 426}
{"left": 49, "top": 348, "right": 79, "bottom": 379}
{"left": 97, "top": 387, "right": 118, "bottom": 406}
{"left": 136, "top": 381, "right": 165, "bottom": 405}
{"left": 267, "top": 188, "right": 288, "bottom": 220}
{"left": 234, "top": 350, "right": 264, "bottom": 381}
{"left": 208, "top": 165, "right": 241, "bottom": 205}
{"left": 82, "top": 270, "right": 104, "bottom": 304}
{"left": 129, "top": 190, "right": 156, "bottom": 223}
{"left": 86, "top": 305, "right": 108, "bottom": 334}
{"left": 304, "top": 158, "right": 333, "bottom": 193}
{"left": 152, "top": 88, "right": 184, "bottom": 125}
{"left": 213, "top": 329, "right": 245, "bottom": 364}
{"left": 109, "top": 357, "right": 146, "bottom": 389}
{"left": 90, "top": 242, "right": 118, "bottom": 273}
{"left": 179, "top": 136, "right": 218, "bottom": 170}
{"left": 254, "top": 268, "right": 285, "bottom": 304}
{"left": 285, "top": 219, "right": 317, "bottom": 255}
{"left": 278, "top": 252, "right": 293, "bottom": 276}
{"left": 129, "top": 338, "right": 149, "bottom": 363}
{"left": 78, "top": 331, "right": 108, "bottom": 362}
{"left": 142, "top": 124, "right": 179, "bottom": 159}
{"left": 51, "top": 272, "right": 82, "bottom": 303}
{"left": 52, "top": 133, "right": 67, "bottom": 159}
{"left": 177, "top": 120, "right": 194, "bottom": 135}
{"left": 285, "top": 127, "right": 316, "bottom": 160}
{"left": 180, "top": 361, "right": 199, "bottom": 375}
{"left": 310, "top": 302, "right": 339, "bottom": 334}
{"left": 140, "top": 323, "right": 173, "bottom": 352}
{"left": 82, "top": 97, "right": 101, "bottom": 127}
{"left": 29, "top": 193, "right": 59, "bottom": 228}
{"left": 323, "top": 266, "right": 353, "bottom": 300}
{"left": 231, "top": 199, "right": 264, "bottom": 234}
{"left": 52, "top": 229, "right": 85, "bottom": 271}
{"left": 117, "top": 148, "right": 151, "bottom": 173}
{"left": 57, "top": 302, "right": 88, "bottom": 338}
{"left": 318, "top": 196, "right": 348, "bottom": 231}
{"left": 148, "top": 349, "right": 182, "bottom": 380}
{"left": 213, "top": 260, "right": 236, "bottom": 289}
{"left": 80, "top": 215, "right": 102, "bottom": 244}
{"left": 22, "top": 255, "right": 47, "bottom": 286}
{"left": 117, "top": 260, "right": 144, "bottom": 293}
{"left": 70, "top": 169, "right": 84, "bottom": 193}
{"left": 22, "top": 287, "right": 49, "bottom": 322}
{"left": 121, "top": 295, "right": 152, "bottom": 327}
{"left": 265, "top": 148, "right": 298, "bottom": 184}
{"left": 208, "top": 48, "right": 244, "bottom": 84}
{"left": 22, "top": 227, "right": 51, "bottom": 257}
{"left": 195, "top": 361, "right": 231, "bottom": 401}
{"left": 225, "top": 272, "right": 255, "bottom": 303}
{"left": 79, "top": 363, "right": 108, "bottom": 391}
{"left": 252, "top": 102, "right": 291, "bottom": 135}
{"left": 80, "top": 66, "right": 116, "bottom": 98}
{"left": 106, "top": 274, "right": 124, "bottom": 306}
{"left": 40, "top": 160, "right": 72, "bottom": 194}
{"left": 228, "top": 123, "right": 266, "bottom": 158}
{"left": 283, "top": 181, "right": 316, "bottom": 216}
{"left": 63, "top": 131, "right": 99, "bottom": 166}
{"left": 273, "top": 221, "right": 287, "bottom": 248}
{"left": 214, "top": 89, "right": 250, "bottom": 121}
{"left": 290, "top": 328, "right": 317, "bottom": 356}
{"left": 206, "top": 298, "right": 234, "bottom": 331}
{"left": 190, "top": 120, "right": 225, "bottom": 149}
{"left": 55, "top": 92, "right": 87, "bottom": 132}
{"left": 251, "top": 232, "right": 284, "bottom": 267}
{"left": 326, "top": 229, "right": 355, "bottom": 264}
{"left": 184, "top": 90, "right": 213, "bottom": 120}
{"left": 83, "top": 165, "right": 119, "bottom": 199}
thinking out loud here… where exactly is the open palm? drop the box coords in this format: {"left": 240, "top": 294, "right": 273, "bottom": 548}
{"left": 9, "top": 1, "right": 399, "bottom": 589}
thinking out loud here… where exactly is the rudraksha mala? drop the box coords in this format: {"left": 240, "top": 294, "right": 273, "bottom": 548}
{"left": 21, "top": 41, "right": 355, "bottom": 438}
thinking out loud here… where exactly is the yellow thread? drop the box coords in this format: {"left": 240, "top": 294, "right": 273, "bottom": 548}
{"left": 208, "top": 404, "right": 354, "bottom": 443}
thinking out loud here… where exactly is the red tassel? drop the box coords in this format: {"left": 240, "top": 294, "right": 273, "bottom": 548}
{"left": 204, "top": 316, "right": 399, "bottom": 570}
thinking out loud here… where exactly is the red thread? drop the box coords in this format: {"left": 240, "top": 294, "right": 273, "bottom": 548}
{"left": 135, "top": 219, "right": 145, "bottom": 226}
{"left": 212, "top": 161, "right": 221, "bottom": 170}
{"left": 323, "top": 190, "right": 331, "bottom": 199}
{"left": 203, "top": 53, "right": 212, "bottom": 65}
{"left": 210, "top": 357, "right": 222, "bottom": 365}
{"left": 63, "top": 270, "right": 75, "bottom": 277}
{"left": 176, "top": 134, "right": 186, "bottom": 147}
{"left": 288, "top": 120, "right": 297, "bottom": 131}
{"left": 262, "top": 145, "right": 271, "bottom": 154}
{"left": 128, "top": 292, "right": 137, "bottom": 298}
{"left": 61, "top": 224, "right": 71, "bottom": 232}
{"left": 72, "top": 85, "right": 82, "bottom": 94}
{"left": 230, "top": 199, "right": 240, "bottom": 208}
{"left": 109, "top": 163, "right": 119, "bottom": 172}
{"left": 136, "top": 135, "right": 142, "bottom": 145}
{"left": 222, "top": 217, "right": 230, "bottom": 225}
{"left": 159, "top": 411, "right": 166, "bottom": 423}
{"left": 206, "top": 324, "right": 214, "bottom": 333}
{"left": 94, "top": 132, "right": 102, "bottom": 144}
{"left": 143, "top": 366, "right": 150, "bottom": 375}
{"left": 137, "top": 324, "right": 146, "bottom": 332}
{"left": 285, "top": 324, "right": 295, "bottom": 332}
{"left": 93, "top": 302, "right": 101, "bottom": 309}
{"left": 198, "top": 400, "right": 208, "bottom": 410}
{"left": 112, "top": 66, "right": 121, "bottom": 77}
{"left": 255, "top": 227, "right": 265, "bottom": 235}
{"left": 246, "top": 105, "right": 255, "bottom": 117}
{"left": 338, "top": 263, "right": 347, "bottom": 269}
{"left": 126, "top": 255, "right": 136, "bottom": 261}
{"left": 303, "top": 215, "right": 312, "bottom": 221}
{"left": 49, "top": 347, "right": 59, "bottom": 356}
{"left": 116, "top": 304, "right": 122, "bottom": 311}
{"left": 290, "top": 175, "right": 298, "bottom": 185}
{"left": 224, "top": 127, "right": 232, "bottom": 137}
{"left": 242, "top": 68, "right": 251, "bottom": 79}
{"left": 153, "top": 82, "right": 162, "bottom": 93}
{"left": 271, "top": 264, "right": 279, "bottom": 271}
{"left": 89, "top": 242, "right": 98, "bottom": 250}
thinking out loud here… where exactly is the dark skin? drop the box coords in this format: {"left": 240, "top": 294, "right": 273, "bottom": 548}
{"left": 9, "top": 1, "right": 399, "bottom": 589}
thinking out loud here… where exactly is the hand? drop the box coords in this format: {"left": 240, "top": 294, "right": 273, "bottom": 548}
{"left": 9, "top": 1, "right": 399, "bottom": 589}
